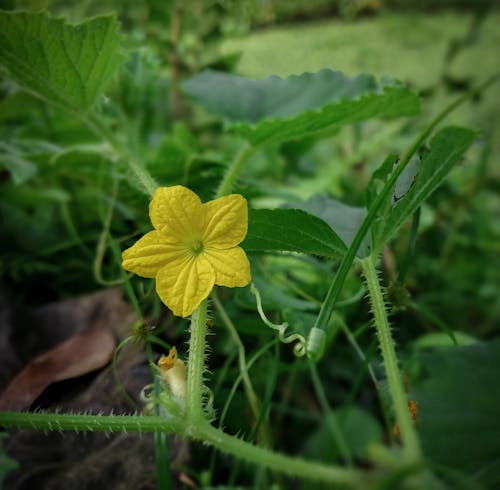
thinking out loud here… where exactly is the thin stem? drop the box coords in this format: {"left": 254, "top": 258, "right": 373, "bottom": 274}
{"left": 397, "top": 208, "right": 420, "bottom": 282}
{"left": 146, "top": 342, "right": 172, "bottom": 489}
{"left": 339, "top": 320, "right": 379, "bottom": 389}
{"left": 82, "top": 113, "right": 158, "bottom": 197}
{"left": 154, "top": 431, "right": 171, "bottom": 489}
{"left": 185, "top": 300, "right": 208, "bottom": 422}
{"left": 212, "top": 291, "right": 273, "bottom": 447}
{"left": 94, "top": 176, "right": 127, "bottom": 286}
{"left": 109, "top": 237, "right": 142, "bottom": 320}
{"left": 308, "top": 73, "right": 500, "bottom": 353}
{"left": 309, "top": 361, "right": 352, "bottom": 466}
{"left": 216, "top": 143, "right": 255, "bottom": 197}
{"left": 217, "top": 339, "right": 276, "bottom": 433}
{"left": 360, "top": 256, "right": 422, "bottom": 464}
{"left": 111, "top": 337, "right": 137, "bottom": 410}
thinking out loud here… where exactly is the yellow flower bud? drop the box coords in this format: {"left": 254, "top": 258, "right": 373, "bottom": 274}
{"left": 158, "top": 346, "right": 186, "bottom": 399}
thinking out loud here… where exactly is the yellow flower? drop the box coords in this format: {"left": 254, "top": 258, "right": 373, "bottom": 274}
{"left": 122, "top": 185, "right": 251, "bottom": 317}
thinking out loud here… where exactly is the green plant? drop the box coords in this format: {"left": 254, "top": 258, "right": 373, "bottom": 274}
{"left": 0, "top": 7, "right": 498, "bottom": 490}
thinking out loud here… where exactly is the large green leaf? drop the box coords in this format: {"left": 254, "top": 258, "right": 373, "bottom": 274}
{"left": 377, "top": 126, "right": 476, "bottom": 248}
{"left": 242, "top": 208, "right": 347, "bottom": 258}
{"left": 285, "top": 194, "right": 370, "bottom": 256}
{"left": 182, "top": 69, "right": 420, "bottom": 146}
{"left": 413, "top": 339, "right": 500, "bottom": 488}
{"left": 0, "top": 10, "right": 124, "bottom": 112}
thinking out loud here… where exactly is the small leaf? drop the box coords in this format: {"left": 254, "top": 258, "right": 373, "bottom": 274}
{"left": 183, "top": 69, "right": 420, "bottom": 145}
{"left": 285, "top": 194, "right": 370, "bottom": 256}
{"left": 412, "top": 331, "right": 478, "bottom": 349}
{"left": 242, "top": 208, "right": 347, "bottom": 258}
{"left": 0, "top": 11, "right": 124, "bottom": 112}
{"left": 0, "top": 152, "right": 37, "bottom": 184}
{"left": 413, "top": 340, "right": 500, "bottom": 487}
{"left": 0, "top": 433, "right": 19, "bottom": 488}
{"left": 378, "top": 126, "right": 476, "bottom": 247}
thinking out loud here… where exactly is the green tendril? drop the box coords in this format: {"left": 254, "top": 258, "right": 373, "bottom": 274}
{"left": 250, "top": 283, "right": 306, "bottom": 357}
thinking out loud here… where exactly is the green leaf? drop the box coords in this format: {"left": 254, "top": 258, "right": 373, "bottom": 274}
{"left": 182, "top": 69, "right": 420, "bottom": 145}
{"left": 0, "top": 10, "right": 124, "bottom": 112}
{"left": 412, "top": 331, "right": 478, "bottom": 349}
{"left": 303, "top": 406, "right": 382, "bottom": 462}
{"left": 0, "top": 152, "right": 37, "bottom": 184}
{"left": 378, "top": 126, "right": 476, "bottom": 247}
{"left": 393, "top": 155, "right": 421, "bottom": 202}
{"left": 285, "top": 194, "right": 370, "bottom": 256}
{"left": 413, "top": 340, "right": 500, "bottom": 488}
{"left": 242, "top": 208, "right": 347, "bottom": 258}
{"left": 0, "top": 432, "right": 19, "bottom": 489}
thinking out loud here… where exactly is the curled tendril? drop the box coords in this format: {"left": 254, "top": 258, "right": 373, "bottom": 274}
{"left": 250, "top": 283, "right": 306, "bottom": 357}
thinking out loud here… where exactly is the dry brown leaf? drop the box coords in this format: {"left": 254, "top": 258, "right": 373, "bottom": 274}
{"left": 0, "top": 325, "right": 115, "bottom": 410}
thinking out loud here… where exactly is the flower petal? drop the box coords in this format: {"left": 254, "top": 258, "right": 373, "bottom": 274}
{"left": 150, "top": 186, "right": 204, "bottom": 240}
{"left": 203, "top": 194, "right": 248, "bottom": 249}
{"left": 206, "top": 246, "right": 251, "bottom": 287}
{"left": 122, "top": 231, "right": 183, "bottom": 278}
{"left": 156, "top": 256, "right": 215, "bottom": 317}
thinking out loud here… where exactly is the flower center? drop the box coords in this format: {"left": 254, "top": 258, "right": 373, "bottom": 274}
{"left": 186, "top": 237, "right": 205, "bottom": 257}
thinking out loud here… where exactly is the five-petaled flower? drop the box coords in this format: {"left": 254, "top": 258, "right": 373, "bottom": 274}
{"left": 122, "top": 186, "right": 251, "bottom": 317}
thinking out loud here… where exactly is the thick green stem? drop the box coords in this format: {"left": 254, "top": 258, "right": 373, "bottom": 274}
{"left": 0, "top": 411, "right": 362, "bottom": 487}
{"left": 360, "top": 256, "right": 422, "bottom": 464}
{"left": 216, "top": 143, "right": 254, "bottom": 197}
{"left": 0, "top": 412, "right": 184, "bottom": 433}
{"left": 192, "top": 421, "right": 361, "bottom": 487}
{"left": 186, "top": 300, "right": 208, "bottom": 421}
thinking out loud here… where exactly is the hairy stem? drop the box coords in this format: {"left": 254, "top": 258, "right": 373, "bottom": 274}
{"left": 192, "top": 421, "right": 361, "bottom": 486}
{"left": 82, "top": 113, "right": 158, "bottom": 197}
{"left": 0, "top": 412, "right": 184, "bottom": 433}
{"left": 216, "top": 143, "right": 255, "bottom": 197}
{"left": 186, "top": 300, "right": 208, "bottom": 422}
{"left": 360, "top": 256, "right": 422, "bottom": 464}
{"left": 0, "top": 411, "right": 362, "bottom": 486}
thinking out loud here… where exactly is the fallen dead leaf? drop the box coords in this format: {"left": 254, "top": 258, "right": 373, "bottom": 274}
{"left": 0, "top": 325, "right": 115, "bottom": 410}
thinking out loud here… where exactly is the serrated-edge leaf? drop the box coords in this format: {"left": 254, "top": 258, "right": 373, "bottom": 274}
{"left": 230, "top": 83, "right": 419, "bottom": 146}
{"left": 183, "top": 69, "right": 420, "bottom": 145}
{"left": 0, "top": 10, "right": 124, "bottom": 112}
{"left": 379, "top": 126, "right": 476, "bottom": 246}
{"left": 242, "top": 208, "right": 347, "bottom": 258}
